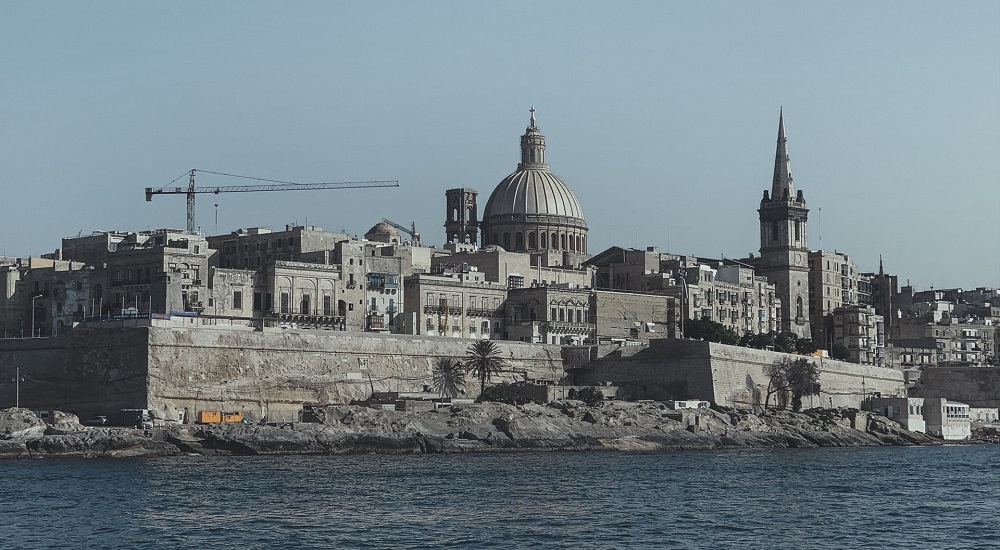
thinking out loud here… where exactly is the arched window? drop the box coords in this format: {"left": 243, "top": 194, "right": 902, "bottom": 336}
{"left": 576, "top": 235, "right": 582, "bottom": 252}
{"left": 466, "top": 231, "right": 475, "bottom": 244}
{"left": 452, "top": 208, "right": 458, "bottom": 221}
{"left": 492, "top": 233, "right": 499, "bottom": 245}
{"left": 503, "top": 233, "right": 511, "bottom": 248}
{"left": 551, "top": 233, "right": 558, "bottom": 249}
{"left": 467, "top": 207, "right": 474, "bottom": 221}
{"left": 561, "top": 234, "right": 567, "bottom": 250}
{"left": 772, "top": 220, "right": 779, "bottom": 241}
{"left": 569, "top": 235, "right": 575, "bottom": 252}
{"left": 528, "top": 232, "right": 536, "bottom": 249}
{"left": 796, "top": 296, "right": 804, "bottom": 319}
{"left": 515, "top": 232, "right": 524, "bottom": 250}
{"left": 582, "top": 236, "right": 586, "bottom": 253}
{"left": 540, "top": 232, "right": 547, "bottom": 249}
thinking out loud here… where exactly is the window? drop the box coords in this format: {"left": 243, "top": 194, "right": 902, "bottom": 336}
{"left": 233, "top": 291, "right": 243, "bottom": 310}
{"left": 323, "top": 295, "right": 332, "bottom": 316}
{"left": 253, "top": 292, "right": 262, "bottom": 311}
{"left": 771, "top": 220, "right": 779, "bottom": 241}
{"left": 280, "top": 292, "right": 290, "bottom": 314}
{"left": 551, "top": 307, "right": 557, "bottom": 320}
{"left": 301, "top": 294, "right": 311, "bottom": 315}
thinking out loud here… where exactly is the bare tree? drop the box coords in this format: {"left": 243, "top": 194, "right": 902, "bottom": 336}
{"left": 764, "top": 357, "right": 821, "bottom": 411}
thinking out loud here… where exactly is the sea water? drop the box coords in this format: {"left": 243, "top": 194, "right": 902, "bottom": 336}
{"left": 3, "top": 445, "right": 999, "bottom": 549}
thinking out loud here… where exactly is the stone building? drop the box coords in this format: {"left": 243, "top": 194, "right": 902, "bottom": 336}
{"left": 592, "top": 290, "right": 674, "bottom": 343}
{"left": 743, "top": 111, "right": 811, "bottom": 339}
{"left": 402, "top": 266, "right": 508, "bottom": 339}
{"left": 505, "top": 286, "right": 594, "bottom": 344}
{"left": 479, "top": 108, "right": 589, "bottom": 263}
{"left": 434, "top": 243, "right": 592, "bottom": 291}
{"left": 895, "top": 317, "right": 995, "bottom": 367}
{"left": 808, "top": 249, "right": 871, "bottom": 348}
{"left": 0, "top": 258, "right": 97, "bottom": 338}
{"left": 106, "top": 230, "right": 213, "bottom": 317}
{"left": 584, "top": 247, "right": 778, "bottom": 338}
{"left": 832, "top": 304, "right": 885, "bottom": 366}
{"left": 864, "top": 257, "right": 900, "bottom": 337}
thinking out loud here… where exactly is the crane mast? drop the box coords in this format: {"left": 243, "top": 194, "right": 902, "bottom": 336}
{"left": 146, "top": 169, "right": 399, "bottom": 233}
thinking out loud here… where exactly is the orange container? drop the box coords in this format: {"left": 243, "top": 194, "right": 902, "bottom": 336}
{"left": 197, "top": 410, "right": 222, "bottom": 423}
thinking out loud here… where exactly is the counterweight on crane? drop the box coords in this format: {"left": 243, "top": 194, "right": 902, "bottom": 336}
{"left": 145, "top": 169, "right": 399, "bottom": 233}
{"left": 380, "top": 218, "right": 421, "bottom": 246}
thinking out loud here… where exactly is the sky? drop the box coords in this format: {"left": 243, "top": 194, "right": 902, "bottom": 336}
{"left": 1, "top": 2, "right": 997, "bottom": 289}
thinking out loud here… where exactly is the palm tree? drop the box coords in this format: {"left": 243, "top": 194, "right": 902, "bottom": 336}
{"left": 464, "top": 339, "right": 506, "bottom": 398}
{"left": 432, "top": 358, "right": 466, "bottom": 400}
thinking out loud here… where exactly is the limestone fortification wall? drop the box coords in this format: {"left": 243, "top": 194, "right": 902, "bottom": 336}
{"left": 911, "top": 367, "right": 1000, "bottom": 407}
{"left": 577, "top": 339, "right": 906, "bottom": 409}
{"left": 146, "top": 327, "right": 565, "bottom": 421}
{"left": 0, "top": 328, "right": 150, "bottom": 419}
{"left": 1, "top": 326, "right": 911, "bottom": 421}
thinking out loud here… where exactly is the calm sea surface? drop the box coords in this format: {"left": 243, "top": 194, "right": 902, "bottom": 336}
{"left": 3, "top": 445, "right": 999, "bottom": 549}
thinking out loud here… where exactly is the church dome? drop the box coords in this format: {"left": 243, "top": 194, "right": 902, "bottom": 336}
{"left": 483, "top": 170, "right": 584, "bottom": 219}
{"left": 479, "top": 108, "right": 588, "bottom": 255}
{"left": 366, "top": 222, "right": 398, "bottom": 236}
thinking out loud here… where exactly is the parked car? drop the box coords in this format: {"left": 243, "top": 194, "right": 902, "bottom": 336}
{"left": 83, "top": 415, "right": 108, "bottom": 426}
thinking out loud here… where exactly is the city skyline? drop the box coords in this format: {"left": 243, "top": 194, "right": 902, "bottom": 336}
{"left": 2, "top": 2, "right": 997, "bottom": 288}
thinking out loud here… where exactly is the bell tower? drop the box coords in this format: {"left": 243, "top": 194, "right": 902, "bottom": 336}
{"left": 444, "top": 188, "right": 478, "bottom": 245}
{"left": 757, "top": 110, "right": 811, "bottom": 338}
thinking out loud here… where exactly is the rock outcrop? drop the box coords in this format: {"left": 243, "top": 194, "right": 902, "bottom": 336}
{"left": 0, "top": 408, "right": 180, "bottom": 459}
{"left": 0, "top": 402, "right": 943, "bottom": 458}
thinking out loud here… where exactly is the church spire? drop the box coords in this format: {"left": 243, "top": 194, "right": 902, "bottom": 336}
{"left": 771, "top": 108, "right": 795, "bottom": 202}
{"left": 518, "top": 106, "right": 547, "bottom": 169}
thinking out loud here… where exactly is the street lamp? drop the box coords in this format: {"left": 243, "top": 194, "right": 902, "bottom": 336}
{"left": 31, "top": 294, "right": 43, "bottom": 338}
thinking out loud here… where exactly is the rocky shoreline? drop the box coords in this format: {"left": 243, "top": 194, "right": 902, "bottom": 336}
{"left": 0, "top": 401, "right": 943, "bottom": 459}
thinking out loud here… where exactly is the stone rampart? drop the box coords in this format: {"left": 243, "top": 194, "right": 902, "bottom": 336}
{"left": 0, "top": 329, "right": 150, "bottom": 419}
{"left": 1, "top": 326, "right": 567, "bottom": 422}
{"left": 911, "top": 367, "right": 1000, "bottom": 407}
{"left": 576, "top": 339, "right": 906, "bottom": 409}
{"left": 147, "top": 327, "right": 566, "bottom": 421}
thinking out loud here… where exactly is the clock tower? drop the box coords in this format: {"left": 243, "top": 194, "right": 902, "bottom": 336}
{"left": 757, "top": 110, "right": 811, "bottom": 338}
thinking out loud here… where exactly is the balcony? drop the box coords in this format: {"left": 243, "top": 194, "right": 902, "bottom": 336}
{"left": 466, "top": 307, "right": 500, "bottom": 318}
{"left": 424, "top": 305, "right": 462, "bottom": 316}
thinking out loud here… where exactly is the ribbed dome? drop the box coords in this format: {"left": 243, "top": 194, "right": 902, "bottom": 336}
{"left": 366, "top": 222, "right": 398, "bottom": 236}
{"left": 483, "top": 169, "right": 585, "bottom": 220}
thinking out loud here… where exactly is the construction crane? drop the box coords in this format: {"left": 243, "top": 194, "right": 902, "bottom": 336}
{"left": 380, "top": 218, "right": 421, "bottom": 246}
{"left": 145, "top": 169, "right": 399, "bottom": 234}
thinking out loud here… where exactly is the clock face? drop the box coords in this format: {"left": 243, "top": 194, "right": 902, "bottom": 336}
{"left": 794, "top": 253, "right": 803, "bottom": 265}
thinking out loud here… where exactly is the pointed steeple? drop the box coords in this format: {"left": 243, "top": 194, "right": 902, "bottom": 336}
{"left": 771, "top": 108, "right": 795, "bottom": 202}
{"left": 518, "top": 106, "right": 548, "bottom": 170}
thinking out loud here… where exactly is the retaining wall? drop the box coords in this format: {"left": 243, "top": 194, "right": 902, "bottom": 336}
{"left": 576, "top": 339, "right": 906, "bottom": 409}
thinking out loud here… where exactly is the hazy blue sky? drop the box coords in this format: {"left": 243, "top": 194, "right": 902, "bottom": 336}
{"left": 2, "top": 2, "right": 997, "bottom": 288}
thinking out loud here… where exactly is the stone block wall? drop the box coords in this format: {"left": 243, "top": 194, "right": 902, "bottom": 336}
{"left": 0, "top": 328, "right": 150, "bottom": 420}
{"left": 575, "top": 339, "right": 906, "bottom": 409}
{"left": 911, "top": 367, "right": 1000, "bottom": 407}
